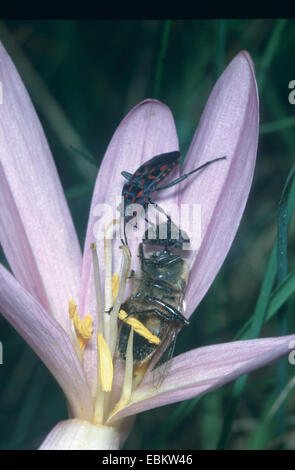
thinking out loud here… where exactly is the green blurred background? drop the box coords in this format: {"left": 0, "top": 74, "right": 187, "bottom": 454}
{"left": 0, "top": 19, "right": 295, "bottom": 450}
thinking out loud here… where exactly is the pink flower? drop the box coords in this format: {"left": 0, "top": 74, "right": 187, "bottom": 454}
{"left": 0, "top": 41, "right": 293, "bottom": 450}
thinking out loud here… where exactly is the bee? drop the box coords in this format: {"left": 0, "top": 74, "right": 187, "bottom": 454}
{"left": 118, "top": 220, "right": 190, "bottom": 387}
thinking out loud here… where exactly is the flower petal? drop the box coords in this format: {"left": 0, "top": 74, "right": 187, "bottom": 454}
{"left": 0, "top": 263, "right": 93, "bottom": 420}
{"left": 39, "top": 419, "right": 120, "bottom": 450}
{"left": 108, "top": 335, "right": 295, "bottom": 421}
{"left": 180, "top": 51, "right": 259, "bottom": 317}
{"left": 0, "top": 41, "right": 82, "bottom": 332}
{"left": 80, "top": 100, "right": 179, "bottom": 394}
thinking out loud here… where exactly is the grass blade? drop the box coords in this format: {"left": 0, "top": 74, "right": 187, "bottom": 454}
{"left": 153, "top": 20, "right": 172, "bottom": 99}
{"left": 217, "top": 163, "right": 295, "bottom": 449}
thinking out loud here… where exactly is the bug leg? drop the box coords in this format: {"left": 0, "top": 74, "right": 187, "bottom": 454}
{"left": 145, "top": 204, "right": 176, "bottom": 249}
{"left": 121, "top": 171, "right": 133, "bottom": 180}
{"left": 144, "top": 216, "right": 156, "bottom": 230}
{"left": 148, "top": 197, "right": 170, "bottom": 220}
{"left": 145, "top": 296, "right": 189, "bottom": 325}
{"left": 155, "top": 156, "right": 226, "bottom": 191}
{"left": 123, "top": 224, "right": 128, "bottom": 246}
{"left": 147, "top": 198, "right": 172, "bottom": 248}
{"left": 137, "top": 306, "right": 174, "bottom": 323}
{"left": 134, "top": 309, "right": 160, "bottom": 317}
{"left": 124, "top": 201, "right": 149, "bottom": 245}
{"left": 156, "top": 255, "right": 181, "bottom": 267}
{"left": 138, "top": 243, "right": 150, "bottom": 275}
{"left": 142, "top": 278, "right": 181, "bottom": 294}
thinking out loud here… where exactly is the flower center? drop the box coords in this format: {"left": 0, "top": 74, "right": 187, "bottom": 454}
{"left": 68, "top": 219, "right": 157, "bottom": 424}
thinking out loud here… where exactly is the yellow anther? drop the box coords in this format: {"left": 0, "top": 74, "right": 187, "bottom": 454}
{"left": 119, "top": 310, "right": 161, "bottom": 345}
{"left": 68, "top": 299, "right": 93, "bottom": 358}
{"left": 69, "top": 299, "right": 93, "bottom": 339}
{"left": 69, "top": 298, "right": 77, "bottom": 319}
{"left": 78, "top": 315, "right": 94, "bottom": 354}
{"left": 112, "top": 273, "right": 120, "bottom": 302}
{"left": 97, "top": 333, "right": 113, "bottom": 392}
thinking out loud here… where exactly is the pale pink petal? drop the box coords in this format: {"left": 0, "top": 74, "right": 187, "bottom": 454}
{"left": 0, "top": 263, "right": 93, "bottom": 421}
{"left": 108, "top": 335, "right": 295, "bottom": 421}
{"left": 39, "top": 419, "right": 120, "bottom": 450}
{"left": 180, "top": 51, "right": 259, "bottom": 317}
{"left": 0, "top": 42, "right": 82, "bottom": 332}
{"left": 80, "top": 100, "right": 179, "bottom": 394}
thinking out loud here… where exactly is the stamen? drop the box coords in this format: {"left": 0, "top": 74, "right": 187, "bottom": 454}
{"left": 118, "top": 310, "right": 160, "bottom": 345}
{"left": 97, "top": 333, "right": 114, "bottom": 392}
{"left": 79, "top": 316, "right": 93, "bottom": 354}
{"left": 98, "top": 220, "right": 120, "bottom": 423}
{"left": 109, "top": 245, "right": 131, "bottom": 357}
{"left": 68, "top": 299, "right": 93, "bottom": 360}
{"left": 132, "top": 361, "right": 150, "bottom": 389}
{"left": 104, "top": 220, "right": 119, "bottom": 316}
{"left": 91, "top": 242, "right": 113, "bottom": 399}
{"left": 112, "top": 273, "right": 120, "bottom": 302}
{"left": 90, "top": 243, "right": 104, "bottom": 335}
{"left": 107, "top": 327, "right": 134, "bottom": 422}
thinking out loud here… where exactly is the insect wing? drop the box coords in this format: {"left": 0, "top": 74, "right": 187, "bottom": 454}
{"left": 128, "top": 151, "right": 180, "bottom": 186}
{"left": 151, "top": 326, "right": 178, "bottom": 388}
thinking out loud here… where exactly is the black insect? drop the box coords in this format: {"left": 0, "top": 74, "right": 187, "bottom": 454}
{"left": 118, "top": 220, "right": 190, "bottom": 387}
{"left": 120, "top": 150, "right": 226, "bottom": 244}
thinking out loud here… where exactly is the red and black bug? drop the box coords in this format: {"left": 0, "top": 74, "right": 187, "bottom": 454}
{"left": 120, "top": 150, "right": 226, "bottom": 244}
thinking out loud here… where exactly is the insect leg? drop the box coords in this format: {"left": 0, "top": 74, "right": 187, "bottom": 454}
{"left": 155, "top": 255, "right": 182, "bottom": 267}
{"left": 148, "top": 197, "right": 171, "bottom": 220}
{"left": 142, "top": 278, "right": 181, "bottom": 294}
{"left": 145, "top": 296, "right": 189, "bottom": 324}
{"left": 138, "top": 243, "right": 147, "bottom": 272}
{"left": 121, "top": 171, "right": 133, "bottom": 180}
{"left": 134, "top": 309, "right": 161, "bottom": 317}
